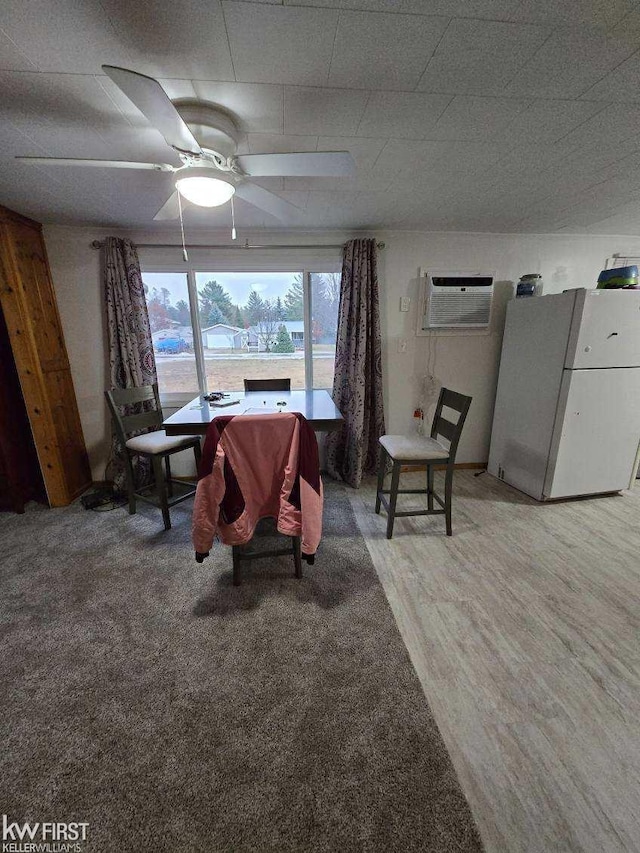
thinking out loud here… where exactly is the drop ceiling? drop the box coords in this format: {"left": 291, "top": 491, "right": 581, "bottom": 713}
{"left": 3, "top": 0, "right": 640, "bottom": 234}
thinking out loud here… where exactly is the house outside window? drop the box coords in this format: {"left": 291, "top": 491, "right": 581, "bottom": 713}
{"left": 140, "top": 259, "right": 340, "bottom": 403}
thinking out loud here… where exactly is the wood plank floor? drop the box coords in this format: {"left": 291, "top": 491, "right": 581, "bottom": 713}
{"left": 349, "top": 470, "right": 640, "bottom": 853}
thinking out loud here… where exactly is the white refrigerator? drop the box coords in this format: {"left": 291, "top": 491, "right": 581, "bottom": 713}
{"left": 488, "top": 288, "right": 640, "bottom": 500}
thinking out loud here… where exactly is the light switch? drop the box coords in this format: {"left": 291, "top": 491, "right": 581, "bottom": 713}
{"left": 397, "top": 338, "right": 407, "bottom": 353}
{"left": 400, "top": 296, "right": 411, "bottom": 312}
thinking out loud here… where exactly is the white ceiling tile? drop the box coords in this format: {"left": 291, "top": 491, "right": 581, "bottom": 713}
{"left": 370, "top": 139, "right": 507, "bottom": 194}
{"left": 247, "top": 134, "right": 318, "bottom": 154}
{"left": 359, "top": 139, "right": 442, "bottom": 179}
{"left": 529, "top": 137, "right": 640, "bottom": 181}
{"left": 0, "top": 0, "right": 131, "bottom": 73}
{"left": 317, "top": 136, "right": 386, "bottom": 171}
{"left": 100, "top": 0, "right": 234, "bottom": 80}
{"left": 501, "top": 99, "right": 608, "bottom": 145}
{"left": 558, "top": 103, "right": 640, "bottom": 150}
{"left": 159, "top": 81, "right": 284, "bottom": 134}
{"left": 580, "top": 51, "right": 640, "bottom": 102}
{"left": 285, "top": 0, "right": 436, "bottom": 12}
{"left": 608, "top": 7, "right": 640, "bottom": 44}
{"left": 283, "top": 172, "right": 391, "bottom": 192}
{"left": 431, "top": 96, "right": 531, "bottom": 140}
{"left": 327, "top": 11, "right": 448, "bottom": 90}
{"left": 0, "top": 29, "right": 37, "bottom": 71}
{"left": 504, "top": 29, "right": 634, "bottom": 99}
{"left": 356, "top": 92, "right": 453, "bottom": 140}
{"left": 222, "top": 2, "right": 338, "bottom": 85}
{"left": 284, "top": 0, "right": 631, "bottom": 29}
{"left": 303, "top": 189, "right": 407, "bottom": 228}
{"left": 284, "top": 87, "right": 369, "bottom": 136}
{"left": 0, "top": 119, "right": 46, "bottom": 157}
{"left": 417, "top": 18, "right": 550, "bottom": 96}
{"left": 0, "top": 72, "right": 126, "bottom": 158}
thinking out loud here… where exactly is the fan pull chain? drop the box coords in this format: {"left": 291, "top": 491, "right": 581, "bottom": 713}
{"left": 231, "top": 194, "right": 237, "bottom": 241}
{"left": 177, "top": 191, "right": 188, "bottom": 262}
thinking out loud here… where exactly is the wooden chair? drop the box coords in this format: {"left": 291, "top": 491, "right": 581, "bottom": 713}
{"left": 375, "top": 388, "right": 472, "bottom": 539}
{"left": 243, "top": 378, "right": 291, "bottom": 392}
{"left": 232, "top": 533, "right": 302, "bottom": 586}
{"left": 105, "top": 383, "right": 201, "bottom": 530}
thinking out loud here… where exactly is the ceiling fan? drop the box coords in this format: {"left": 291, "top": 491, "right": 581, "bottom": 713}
{"left": 15, "top": 65, "right": 355, "bottom": 223}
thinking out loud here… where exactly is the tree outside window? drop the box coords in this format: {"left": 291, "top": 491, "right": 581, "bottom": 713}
{"left": 143, "top": 270, "right": 341, "bottom": 394}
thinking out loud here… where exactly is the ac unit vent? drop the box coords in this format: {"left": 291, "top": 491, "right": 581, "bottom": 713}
{"left": 420, "top": 271, "right": 494, "bottom": 331}
{"left": 429, "top": 293, "right": 493, "bottom": 327}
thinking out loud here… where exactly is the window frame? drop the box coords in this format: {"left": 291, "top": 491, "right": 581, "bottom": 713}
{"left": 141, "top": 256, "right": 340, "bottom": 406}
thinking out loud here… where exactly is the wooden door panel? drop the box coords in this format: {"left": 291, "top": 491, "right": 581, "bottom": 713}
{"left": 48, "top": 369, "right": 92, "bottom": 499}
{"left": 0, "top": 207, "right": 91, "bottom": 506}
{"left": 9, "top": 221, "right": 69, "bottom": 374}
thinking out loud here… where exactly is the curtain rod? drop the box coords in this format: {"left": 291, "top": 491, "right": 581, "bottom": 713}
{"left": 90, "top": 239, "right": 385, "bottom": 251}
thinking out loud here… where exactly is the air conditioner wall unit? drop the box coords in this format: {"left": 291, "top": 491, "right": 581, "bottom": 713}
{"left": 417, "top": 270, "right": 494, "bottom": 333}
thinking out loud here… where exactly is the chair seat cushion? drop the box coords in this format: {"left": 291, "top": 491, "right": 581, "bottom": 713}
{"left": 126, "top": 430, "right": 198, "bottom": 455}
{"left": 379, "top": 434, "right": 450, "bottom": 461}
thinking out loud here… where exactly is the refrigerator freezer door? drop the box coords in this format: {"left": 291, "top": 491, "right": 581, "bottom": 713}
{"left": 566, "top": 289, "right": 640, "bottom": 368}
{"left": 488, "top": 290, "right": 577, "bottom": 499}
{"left": 544, "top": 367, "right": 640, "bottom": 498}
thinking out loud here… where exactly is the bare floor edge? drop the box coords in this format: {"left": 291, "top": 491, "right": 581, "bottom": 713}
{"left": 348, "top": 470, "right": 640, "bottom": 853}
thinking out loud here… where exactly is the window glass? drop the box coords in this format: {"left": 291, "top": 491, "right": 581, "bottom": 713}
{"left": 142, "top": 265, "right": 342, "bottom": 396}
{"left": 310, "top": 272, "right": 340, "bottom": 389}
{"left": 195, "top": 271, "right": 305, "bottom": 391}
{"left": 142, "top": 272, "right": 198, "bottom": 394}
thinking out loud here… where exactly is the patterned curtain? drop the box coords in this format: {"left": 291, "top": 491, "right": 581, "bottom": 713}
{"left": 104, "top": 237, "right": 157, "bottom": 491}
{"left": 326, "top": 238, "right": 385, "bottom": 488}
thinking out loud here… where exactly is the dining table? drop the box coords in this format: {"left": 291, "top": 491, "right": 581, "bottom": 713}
{"left": 162, "top": 389, "right": 344, "bottom": 436}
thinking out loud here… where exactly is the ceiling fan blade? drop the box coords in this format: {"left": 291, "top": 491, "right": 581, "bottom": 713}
{"left": 153, "top": 191, "right": 186, "bottom": 221}
{"left": 102, "top": 65, "right": 202, "bottom": 155}
{"left": 234, "top": 182, "right": 304, "bottom": 221}
{"left": 15, "top": 156, "right": 176, "bottom": 171}
{"left": 234, "top": 151, "right": 355, "bottom": 177}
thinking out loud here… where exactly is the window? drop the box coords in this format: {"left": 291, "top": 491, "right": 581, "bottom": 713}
{"left": 310, "top": 272, "right": 340, "bottom": 389}
{"left": 141, "top": 264, "right": 340, "bottom": 399}
{"left": 142, "top": 272, "right": 198, "bottom": 394}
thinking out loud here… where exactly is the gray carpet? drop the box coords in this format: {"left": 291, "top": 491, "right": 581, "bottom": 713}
{"left": 0, "top": 482, "right": 483, "bottom": 853}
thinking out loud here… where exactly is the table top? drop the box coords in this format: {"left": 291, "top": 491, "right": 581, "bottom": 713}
{"left": 163, "top": 389, "right": 344, "bottom": 435}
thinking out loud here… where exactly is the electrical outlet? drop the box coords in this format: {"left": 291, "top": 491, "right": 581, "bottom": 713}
{"left": 397, "top": 338, "right": 408, "bottom": 354}
{"left": 400, "top": 296, "right": 411, "bottom": 312}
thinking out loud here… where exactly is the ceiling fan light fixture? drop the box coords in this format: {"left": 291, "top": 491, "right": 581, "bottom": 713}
{"left": 175, "top": 169, "right": 235, "bottom": 207}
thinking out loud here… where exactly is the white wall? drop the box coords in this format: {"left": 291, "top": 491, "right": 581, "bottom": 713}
{"left": 44, "top": 224, "right": 640, "bottom": 480}
{"left": 378, "top": 231, "right": 640, "bottom": 465}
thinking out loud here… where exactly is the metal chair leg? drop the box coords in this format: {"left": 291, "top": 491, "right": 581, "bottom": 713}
{"left": 386, "top": 461, "right": 401, "bottom": 539}
{"left": 292, "top": 536, "right": 302, "bottom": 578}
{"left": 151, "top": 454, "right": 171, "bottom": 531}
{"left": 445, "top": 464, "right": 454, "bottom": 536}
{"left": 375, "top": 447, "right": 386, "bottom": 514}
{"left": 427, "top": 464, "right": 434, "bottom": 512}
{"left": 232, "top": 546, "right": 241, "bottom": 586}
{"left": 193, "top": 438, "right": 202, "bottom": 474}
{"left": 165, "top": 455, "right": 173, "bottom": 497}
{"left": 124, "top": 452, "right": 137, "bottom": 515}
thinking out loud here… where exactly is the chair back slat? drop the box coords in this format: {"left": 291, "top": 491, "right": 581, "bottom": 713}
{"left": 105, "top": 383, "right": 162, "bottom": 446}
{"left": 431, "top": 387, "right": 472, "bottom": 462}
{"left": 441, "top": 388, "right": 471, "bottom": 413}
{"left": 244, "top": 378, "right": 291, "bottom": 392}
{"left": 436, "top": 417, "right": 457, "bottom": 442}
{"left": 109, "top": 385, "right": 157, "bottom": 406}
{"left": 122, "top": 410, "right": 162, "bottom": 434}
